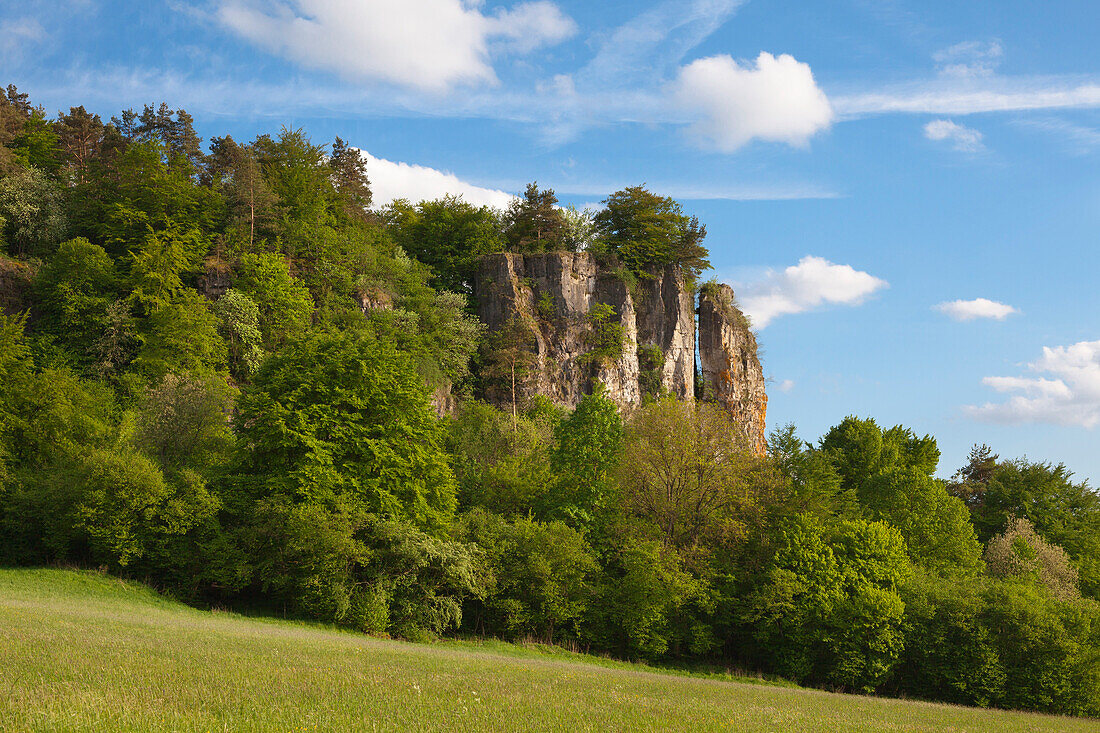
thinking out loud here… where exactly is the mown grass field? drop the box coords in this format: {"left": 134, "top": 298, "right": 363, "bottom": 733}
{"left": 1, "top": 569, "right": 1097, "bottom": 732}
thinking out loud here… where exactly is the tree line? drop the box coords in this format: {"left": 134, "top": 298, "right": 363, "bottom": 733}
{"left": 1, "top": 86, "right": 1099, "bottom": 718}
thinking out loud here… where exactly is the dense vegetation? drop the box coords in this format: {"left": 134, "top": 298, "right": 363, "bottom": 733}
{"left": 1, "top": 86, "right": 1099, "bottom": 718}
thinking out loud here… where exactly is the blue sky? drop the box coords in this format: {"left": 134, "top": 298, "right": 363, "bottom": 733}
{"left": 5, "top": 0, "right": 1100, "bottom": 483}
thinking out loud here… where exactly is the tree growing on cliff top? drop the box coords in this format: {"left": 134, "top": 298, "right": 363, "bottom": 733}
{"left": 503, "top": 182, "right": 566, "bottom": 253}
{"left": 593, "top": 186, "right": 710, "bottom": 280}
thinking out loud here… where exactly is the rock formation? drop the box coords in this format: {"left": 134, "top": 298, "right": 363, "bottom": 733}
{"left": 476, "top": 252, "right": 767, "bottom": 452}
{"left": 698, "top": 284, "right": 768, "bottom": 455}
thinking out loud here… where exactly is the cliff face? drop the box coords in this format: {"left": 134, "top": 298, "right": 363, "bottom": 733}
{"left": 477, "top": 252, "right": 645, "bottom": 408}
{"left": 477, "top": 253, "right": 767, "bottom": 451}
{"left": 698, "top": 284, "right": 768, "bottom": 454}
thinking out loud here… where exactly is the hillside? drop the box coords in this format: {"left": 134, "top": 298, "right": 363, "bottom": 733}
{"left": 0, "top": 569, "right": 1095, "bottom": 733}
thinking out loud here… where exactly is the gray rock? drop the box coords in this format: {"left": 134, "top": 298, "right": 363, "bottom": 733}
{"left": 476, "top": 253, "right": 767, "bottom": 452}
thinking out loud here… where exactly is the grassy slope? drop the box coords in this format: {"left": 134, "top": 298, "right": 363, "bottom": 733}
{"left": 1, "top": 569, "right": 1097, "bottom": 732}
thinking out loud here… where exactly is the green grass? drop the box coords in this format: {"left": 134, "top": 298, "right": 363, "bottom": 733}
{"left": 1, "top": 569, "right": 1098, "bottom": 732}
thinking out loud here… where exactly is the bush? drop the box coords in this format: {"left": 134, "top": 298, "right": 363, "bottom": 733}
{"left": 891, "top": 571, "right": 1005, "bottom": 707}
{"left": 459, "top": 509, "right": 597, "bottom": 642}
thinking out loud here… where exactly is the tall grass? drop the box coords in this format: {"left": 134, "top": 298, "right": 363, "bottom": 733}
{"left": 0, "top": 568, "right": 1096, "bottom": 732}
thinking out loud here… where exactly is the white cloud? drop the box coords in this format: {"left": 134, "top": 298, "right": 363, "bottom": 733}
{"left": 362, "top": 151, "right": 516, "bottom": 209}
{"left": 675, "top": 52, "right": 834, "bottom": 151}
{"left": 736, "top": 255, "right": 888, "bottom": 328}
{"left": 935, "top": 298, "right": 1017, "bottom": 321}
{"left": 933, "top": 40, "right": 1003, "bottom": 78}
{"left": 966, "top": 340, "right": 1100, "bottom": 427}
{"left": 924, "top": 119, "right": 984, "bottom": 151}
{"left": 215, "top": 0, "right": 576, "bottom": 93}
{"left": 777, "top": 379, "right": 795, "bottom": 393}
{"left": 834, "top": 78, "right": 1100, "bottom": 117}
{"left": 489, "top": 1, "right": 577, "bottom": 55}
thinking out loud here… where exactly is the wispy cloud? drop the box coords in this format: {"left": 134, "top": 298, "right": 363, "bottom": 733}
{"left": 0, "top": 17, "right": 45, "bottom": 64}
{"left": 923, "top": 119, "right": 984, "bottom": 152}
{"left": 735, "top": 255, "right": 888, "bottom": 328}
{"left": 577, "top": 0, "right": 746, "bottom": 90}
{"left": 966, "top": 340, "right": 1100, "bottom": 427}
{"left": 834, "top": 77, "right": 1100, "bottom": 117}
{"left": 1017, "top": 116, "right": 1100, "bottom": 154}
{"left": 935, "top": 298, "right": 1017, "bottom": 321}
{"left": 933, "top": 40, "right": 1004, "bottom": 79}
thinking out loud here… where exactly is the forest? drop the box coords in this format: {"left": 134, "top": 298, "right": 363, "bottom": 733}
{"left": 1, "top": 84, "right": 1098, "bottom": 718}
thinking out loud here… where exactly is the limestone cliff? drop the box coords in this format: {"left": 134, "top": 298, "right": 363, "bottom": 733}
{"left": 476, "top": 252, "right": 647, "bottom": 409}
{"left": 698, "top": 284, "right": 768, "bottom": 454}
{"left": 476, "top": 253, "right": 767, "bottom": 452}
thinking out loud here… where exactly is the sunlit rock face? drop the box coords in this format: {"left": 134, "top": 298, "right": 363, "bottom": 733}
{"left": 698, "top": 283, "right": 768, "bottom": 455}
{"left": 477, "top": 253, "right": 766, "bottom": 452}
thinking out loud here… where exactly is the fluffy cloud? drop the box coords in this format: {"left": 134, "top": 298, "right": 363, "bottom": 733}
{"left": 924, "top": 119, "right": 984, "bottom": 151}
{"left": 216, "top": 0, "right": 576, "bottom": 93}
{"left": 966, "top": 341, "right": 1100, "bottom": 427}
{"left": 935, "top": 298, "right": 1017, "bottom": 321}
{"left": 736, "top": 256, "right": 888, "bottom": 328}
{"left": 777, "top": 379, "right": 795, "bottom": 393}
{"left": 675, "top": 52, "right": 833, "bottom": 152}
{"left": 362, "top": 151, "right": 516, "bottom": 209}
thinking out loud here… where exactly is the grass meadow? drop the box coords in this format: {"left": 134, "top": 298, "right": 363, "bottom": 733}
{"left": 1, "top": 568, "right": 1097, "bottom": 732}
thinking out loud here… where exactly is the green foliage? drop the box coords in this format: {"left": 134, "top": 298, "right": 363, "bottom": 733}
{"left": 578, "top": 302, "right": 625, "bottom": 367}
{"left": 383, "top": 195, "right": 503, "bottom": 295}
{"left": 819, "top": 417, "right": 981, "bottom": 576}
{"left": 232, "top": 328, "right": 456, "bottom": 532}
{"left": 593, "top": 186, "right": 710, "bottom": 279}
{"left": 460, "top": 508, "right": 597, "bottom": 641}
{"left": 68, "top": 444, "right": 219, "bottom": 570}
{"left": 617, "top": 400, "right": 758, "bottom": 551}
{"left": 860, "top": 468, "right": 983, "bottom": 576}
{"left": 892, "top": 571, "right": 1006, "bottom": 707}
{"left": 446, "top": 401, "right": 558, "bottom": 517}
{"left": 132, "top": 289, "right": 226, "bottom": 382}
{"left": 980, "top": 581, "right": 1100, "bottom": 716}
{"left": 33, "top": 238, "right": 118, "bottom": 366}
{"left": 967, "top": 457, "right": 1100, "bottom": 599}
{"left": 135, "top": 373, "right": 237, "bottom": 475}
{"left": 546, "top": 389, "right": 624, "bottom": 529}
{"left": 234, "top": 252, "right": 314, "bottom": 348}
{"left": 594, "top": 538, "right": 708, "bottom": 659}
{"left": 636, "top": 344, "right": 664, "bottom": 400}
{"left": 75, "top": 139, "right": 222, "bottom": 260}
{"left": 248, "top": 498, "right": 485, "bottom": 637}
{"left": 739, "top": 514, "right": 910, "bottom": 692}
{"left": 252, "top": 128, "right": 334, "bottom": 257}
{"left": 0, "top": 166, "right": 69, "bottom": 258}
{"left": 479, "top": 315, "right": 538, "bottom": 420}
{"left": 766, "top": 423, "right": 852, "bottom": 518}
{"left": 503, "top": 182, "right": 566, "bottom": 253}
{"left": 212, "top": 289, "right": 265, "bottom": 380}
